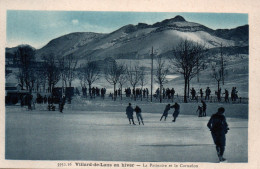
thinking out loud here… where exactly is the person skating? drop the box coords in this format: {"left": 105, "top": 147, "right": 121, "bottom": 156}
{"left": 160, "top": 104, "right": 171, "bottom": 121}
{"left": 207, "top": 107, "right": 229, "bottom": 162}
{"left": 126, "top": 103, "right": 136, "bottom": 125}
{"left": 134, "top": 105, "right": 144, "bottom": 125}
{"left": 172, "top": 102, "right": 180, "bottom": 122}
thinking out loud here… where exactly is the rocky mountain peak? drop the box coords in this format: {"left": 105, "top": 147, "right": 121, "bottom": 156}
{"left": 171, "top": 15, "right": 186, "bottom": 22}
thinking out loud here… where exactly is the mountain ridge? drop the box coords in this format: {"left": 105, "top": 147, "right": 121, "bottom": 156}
{"left": 6, "top": 15, "right": 249, "bottom": 61}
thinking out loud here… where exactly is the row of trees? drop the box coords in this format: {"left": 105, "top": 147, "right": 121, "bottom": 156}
{"left": 14, "top": 40, "right": 228, "bottom": 103}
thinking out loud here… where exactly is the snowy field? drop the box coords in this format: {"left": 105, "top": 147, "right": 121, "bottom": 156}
{"left": 5, "top": 100, "right": 248, "bottom": 162}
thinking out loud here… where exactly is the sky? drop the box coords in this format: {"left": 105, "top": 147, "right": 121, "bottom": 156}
{"left": 6, "top": 11, "right": 248, "bottom": 49}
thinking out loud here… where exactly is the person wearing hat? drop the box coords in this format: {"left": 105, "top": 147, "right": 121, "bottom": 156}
{"left": 207, "top": 107, "right": 229, "bottom": 162}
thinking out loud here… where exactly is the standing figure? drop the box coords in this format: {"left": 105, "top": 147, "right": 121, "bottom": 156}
{"left": 197, "top": 106, "right": 203, "bottom": 117}
{"left": 134, "top": 106, "right": 144, "bottom": 125}
{"left": 205, "top": 87, "right": 211, "bottom": 100}
{"left": 28, "top": 94, "right": 32, "bottom": 110}
{"left": 201, "top": 100, "right": 207, "bottom": 117}
{"left": 207, "top": 107, "right": 229, "bottom": 162}
{"left": 200, "top": 88, "right": 203, "bottom": 99}
{"left": 224, "top": 89, "right": 229, "bottom": 103}
{"left": 172, "top": 102, "right": 180, "bottom": 122}
{"left": 59, "top": 96, "right": 66, "bottom": 113}
{"left": 160, "top": 104, "right": 171, "bottom": 121}
{"left": 126, "top": 103, "right": 136, "bottom": 125}
{"left": 191, "top": 88, "right": 196, "bottom": 100}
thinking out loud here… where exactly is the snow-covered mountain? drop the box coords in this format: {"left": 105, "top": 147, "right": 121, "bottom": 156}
{"left": 15, "top": 15, "right": 249, "bottom": 60}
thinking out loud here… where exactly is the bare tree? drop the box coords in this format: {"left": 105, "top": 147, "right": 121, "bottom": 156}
{"left": 169, "top": 40, "right": 206, "bottom": 103}
{"left": 139, "top": 67, "right": 147, "bottom": 101}
{"left": 79, "top": 58, "right": 100, "bottom": 97}
{"left": 220, "top": 43, "right": 228, "bottom": 85}
{"left": 118, "top": 65, "right": 128, "bottom": 100}
{"left": 15, "top": 45, "right": 36, "bottom": 92}
{"left": 127, "top": 64, "right": 141, "bottom": 100}
{"left": 211, "top": 63, "right": 222, "bottom": 91}
{"left": 42, "top": 54, "right": 60, "bottom": 93}
{"left": 155, "top": 55, "right": 169, "bottom": 103}
{"left": 104, "top": 61, "right": 125, "bottom": 100}
{"left": 59, "top": 54, "right": 78, "bottom": 87}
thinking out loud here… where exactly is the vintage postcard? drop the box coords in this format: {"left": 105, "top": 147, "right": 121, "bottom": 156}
{"left": 0, "top": 0, "right": 259, "bottom": 169}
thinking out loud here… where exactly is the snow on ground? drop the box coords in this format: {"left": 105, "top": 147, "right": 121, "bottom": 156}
{"left": 5, "top": 99, "right": 248, "bottom": 162}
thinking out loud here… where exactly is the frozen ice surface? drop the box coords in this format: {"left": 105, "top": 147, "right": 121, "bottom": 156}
{"left": 5, "top": 103, "right": 247, "bottom": 162}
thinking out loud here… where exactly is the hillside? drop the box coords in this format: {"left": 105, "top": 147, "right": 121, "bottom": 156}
{"left": 34, "top": 15, "right": 248, "bottom": 60}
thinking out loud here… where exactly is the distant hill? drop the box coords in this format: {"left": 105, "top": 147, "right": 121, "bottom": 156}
{"left": 6, "top": 15, "right": 248, "bottom": 61}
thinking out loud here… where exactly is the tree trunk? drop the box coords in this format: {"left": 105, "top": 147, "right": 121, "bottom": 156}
{"left": 88, "top": 84, "right": 92, "bottom": 98}
{"left": 120, "top": 84, "right": 123, "bottom": 100}
{"left": 184, "top": 77, "right": 188, "bottom": 103}
{"left": 113, "top": 83, "right": 116, "bottom": 101}
{"left": 217, "top": 80, "right": 220, "bottom": 92}
{"left": 159, "top": 84, "right": 162, "bottom": 103}
{"left": 134, "top": 85, "right": 136, "bottom": 101}
{"left": 188, "top": 79, "right": 190, "bottom": 98}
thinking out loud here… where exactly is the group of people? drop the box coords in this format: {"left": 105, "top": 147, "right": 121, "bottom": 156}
{"left": 196, "top": 100, "right": 207, "bottom": 117}
{"left": 160, "top": 102, "right": 180, "bottom": 122}
{"left": 190, "top": 87, "right": 212, "bottom": 100}
{"left": 155, "top": 88, "right": 176, "bottom": 99}
{"left": 32, "top": 94, "right": 66, "bottom": 113}
{"left": 81, "top": 87, "right": 107, "bottom": 98}
{"left": 125, "top": 101, "right": 229, "bottom": 162}
{"left": 124, "top": 88, "right": 149, "bottom": 98}
{"left": 125, "top": 103, "right": 144, "bottom": 125}
{"left": 231, "top": 87, "right": 238, "bottom": 101}
{"left": 189, "top": 87, "right": 239, "bottom": 103}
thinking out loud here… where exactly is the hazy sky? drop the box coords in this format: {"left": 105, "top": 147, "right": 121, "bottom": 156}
{"left": 6, "top": 11, "right": 248, "bottom": 49}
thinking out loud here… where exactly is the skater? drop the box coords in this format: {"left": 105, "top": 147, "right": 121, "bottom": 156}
{"left": 59, "top": 96, "right": 66, "bottom": 113}
{"left": 126, "top": 103, "right": 136, "bottom": 125}
{"left": 207, "top": 107, "right": 229, "bottom": 162}
{"left": 196, "top": 106, "right": 203, "bottom": 117}
{"left": 201, "top": 100, "right": 207, "bottom": 116}
{"left": 172, "top": 102, "right": 180, "bottom": 122}
{"left": 160, "top": 104, "right": 171, "bottom": 121}
{"left": 134, "top": 105, "right": 144, "bottom": 125}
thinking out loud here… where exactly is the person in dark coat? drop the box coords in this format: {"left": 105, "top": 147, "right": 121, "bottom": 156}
{"left": 207, "top": 107, "right": 229, "bottom": 162}
{"left": 201, "top": 100, "right": 207, "bottom": 117}
{"left": 134, "top": 105, "right": 144, "bottom": 125}
{"left": 196, "top": 106, "right": 203, "bottom": 117}
{"left": 126, "top": 103, "right": 136, "bottom": 125}
{"left": 160, "top": 104, "right": 171, "bottom": 121}
{"left": 28, "top": 94, "right": 33, "bottom": 110}
{"left": 224, "top": 89, "right": 229, "bottom": 103}
{"left": 59, "top": 96, "right": 66, "bottom": 113}
{"left": 172, "top": 102, "right": 180, "bottom": 122}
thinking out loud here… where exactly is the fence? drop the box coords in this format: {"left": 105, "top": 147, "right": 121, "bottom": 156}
{"left": 78, "top": 94, "right": 248, "bottom": 104}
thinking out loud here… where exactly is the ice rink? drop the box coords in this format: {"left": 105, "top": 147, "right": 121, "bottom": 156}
{"left": 5, "top": 103, "right": 248, "bottom": 163}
